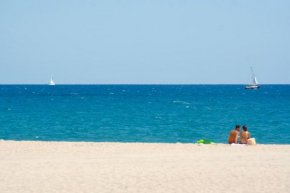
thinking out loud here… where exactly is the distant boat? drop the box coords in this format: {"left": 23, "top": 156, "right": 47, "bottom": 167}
{"left": 48, "top": 76, "right": 56, "bottom": 85}
{"left": 245, "top": 67, "right": 259, "bottom": 89}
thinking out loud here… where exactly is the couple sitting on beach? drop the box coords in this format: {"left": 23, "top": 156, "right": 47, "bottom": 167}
{"left": 228, "top": 125, "right": 251, "bottom": 144}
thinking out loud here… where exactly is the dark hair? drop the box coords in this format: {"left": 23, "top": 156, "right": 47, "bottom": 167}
{"left": 235, "top": 125, "right": 241, "bottom": 129}
{"left": 242, "top": 125, "right": 248, "bottom": 131}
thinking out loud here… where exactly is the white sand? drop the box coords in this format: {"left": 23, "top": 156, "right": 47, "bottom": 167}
{"left": 0, "top": 141, "right": 290, "bottom": 193}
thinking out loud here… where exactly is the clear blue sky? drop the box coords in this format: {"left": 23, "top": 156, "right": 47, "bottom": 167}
{"left": 1, "top": 0, "right": 290, "bottom": 84}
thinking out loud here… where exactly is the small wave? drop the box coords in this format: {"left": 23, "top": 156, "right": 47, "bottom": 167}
{"left": 173, "top": 101, "right": 190, "bottom": 104}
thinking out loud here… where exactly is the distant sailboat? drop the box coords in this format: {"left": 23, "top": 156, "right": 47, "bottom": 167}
{"left": 245, "top": 67, "right": 259, "bottom": 89}
{"left": 48, "top": 76, "right": 56, "bottom": 85}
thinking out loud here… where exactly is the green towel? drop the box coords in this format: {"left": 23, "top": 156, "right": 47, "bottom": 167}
{"left": 197, "top": 139, "right": 215, "bottom": 144}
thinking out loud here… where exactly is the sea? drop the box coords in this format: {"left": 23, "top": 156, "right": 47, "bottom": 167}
{"left": 0, "top": 85, "right": 289, "bottom": 144}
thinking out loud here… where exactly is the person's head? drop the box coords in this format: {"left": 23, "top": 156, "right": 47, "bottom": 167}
{"left": 242, "top": 125, "right": 248, "bottom": 131}
{"left": 235, "top": 125, "right": 241, "bottom": 131}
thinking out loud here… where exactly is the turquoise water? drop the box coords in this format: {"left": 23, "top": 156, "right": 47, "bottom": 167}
{"left": 0, "top": 85, "right": 289, "bottom": 144}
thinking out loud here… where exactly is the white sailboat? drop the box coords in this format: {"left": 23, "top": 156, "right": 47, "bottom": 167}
{"left": 48, "top": 76, "right": 56, "bottom": 85}
{"left": 245, "top": 67, "right": 259, "bottom": 89}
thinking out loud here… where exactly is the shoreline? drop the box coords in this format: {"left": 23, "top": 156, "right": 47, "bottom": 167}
{"left": 1, "top": 139, "right": 290, "bottom": 145}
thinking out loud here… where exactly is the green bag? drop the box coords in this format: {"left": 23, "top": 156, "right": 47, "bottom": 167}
{"left": 197, "top": 139, "right": 215, "bottom": 144}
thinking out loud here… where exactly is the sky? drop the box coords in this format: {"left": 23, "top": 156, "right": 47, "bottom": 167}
{"left": 0, "top": 0, "right": 290, "bottom": 84}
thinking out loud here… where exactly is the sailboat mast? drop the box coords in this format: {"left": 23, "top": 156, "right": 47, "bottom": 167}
{"left": 251, "top": 67, "right": 255, "bottom": 78}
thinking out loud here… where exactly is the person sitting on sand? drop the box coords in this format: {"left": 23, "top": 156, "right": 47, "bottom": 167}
{"left": 240, "top": 125, "right": 251, "bottom": 144}
{"left": 228, "top": 125, "right": 241, "bottom": 144}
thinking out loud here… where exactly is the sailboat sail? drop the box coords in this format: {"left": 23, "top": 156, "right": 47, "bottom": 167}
{"left": 253, "top": 76, "right": 258, "bottom": 85}
{"left": 48, "top": 76, "right": 55, "bottom": 85}
{"left": 251, "top": 67, "right": 258, "bottom": 85}
{"left": 245, "top": 67, "right": 259, "bottom": 89}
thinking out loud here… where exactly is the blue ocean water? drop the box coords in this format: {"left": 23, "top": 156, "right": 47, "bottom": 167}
{"left": 0, "top": 85, "right": 289, "bottom": 144}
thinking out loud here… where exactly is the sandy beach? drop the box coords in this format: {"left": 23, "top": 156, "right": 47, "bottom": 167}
{"left": 0, "top": 141, "right": 289, "bottom": 193}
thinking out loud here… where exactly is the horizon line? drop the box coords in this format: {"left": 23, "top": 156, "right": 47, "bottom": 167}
{"left": 0, "top": 83, "right": 290, "bottom": 86}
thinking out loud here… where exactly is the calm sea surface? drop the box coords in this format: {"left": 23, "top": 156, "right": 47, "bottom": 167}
{"left": 0, "top": 85, "right": 289, "bottom": 144}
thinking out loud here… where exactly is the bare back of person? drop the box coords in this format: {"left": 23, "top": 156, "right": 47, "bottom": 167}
{"left": 240, "top": 125, "right": 251, "bottom": 144}
{"left": 240, "top": 131, "right": 250, "bottom": 144}
{"left": 228, "top": 127, "right": 240, "bottom": 144}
